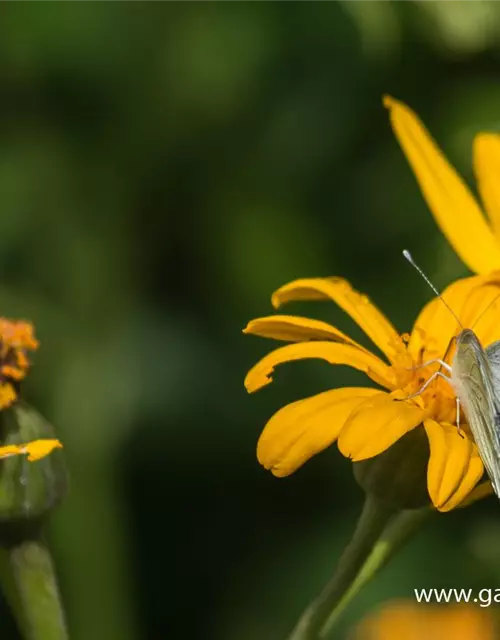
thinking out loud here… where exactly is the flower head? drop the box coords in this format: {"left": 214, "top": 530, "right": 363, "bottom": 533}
{"left": 0, "top": 318, "right": 39, "bottom": 410}
{"left": 352, "top": 600, "right": 498, "bottom": 640}
{"left": 384, "top": 95, "right": 500, "bottom": 275}
{"left": 0, "top": 318, "right": 62, "bottom": 463}
{"left": 244, "top": 273, "right": 500, "bottom": 511}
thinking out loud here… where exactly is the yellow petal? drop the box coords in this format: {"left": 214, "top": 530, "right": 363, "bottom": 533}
{"left": 0, "top": 439, "right": 62, "bottom": 462}
{"left": 384, "top": 95, "right": 500, "bottom": 274}
{"left": 409, "top": 273, "right": 500, "bottom": 361}
{"left": 0, "top": 444, "right": 26, "bottom": 459}
{"left": 0, "top": 383, "right": 17, "bottom": 410}
{"left": 459, "top": 276, "right": 500, "bottom": 346}
{"left": 23, "top": 439, "right": 63, "bottom": 462}
{"left": 474, "top": 133, "right": 500, "bottom": 237}
{"left": 408, "top": 274, "right": 484, "bottom": 361}
{"left": 458, "top": 480, "right": 493, "bottom": 508}
{"left": 424, "top": 419, "right": 483, "bottom": 512}
{"left": 271, "top": 277, "right": 404, "bottom": 362}
{"left": 257, "top": 387, "right": 383, "bottom": 477}
{"left": 244, "top": 315, "right": 370, "bottom": 351}
{"left": 337, "top": 392, "right": 424, "bottom": 461}
{"left": 354, "top": 601, "right": 496, "bottom": 639}
{"left": 245, "top": 341, "right": 394, "bottom": 393}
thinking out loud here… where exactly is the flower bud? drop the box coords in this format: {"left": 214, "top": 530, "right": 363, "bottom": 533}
{"left": 0, "top": 402, "right": 67, "bottom": 534}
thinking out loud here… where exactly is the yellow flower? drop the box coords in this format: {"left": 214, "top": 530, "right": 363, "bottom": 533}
{"left": 352, "top": 600, "right": 498, "bottom": 640}
{"left": 244, "top": 273, "right": 500, "bottom": 511}
{"left": 0, "top": 318, "right": 62, "bottom": 462}
{"left": 384, "top": 95, "right": 500, "bottom": 275}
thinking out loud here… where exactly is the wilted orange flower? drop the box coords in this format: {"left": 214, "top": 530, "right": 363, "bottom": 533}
{"left": 385, "top": 95, "right": 500, "bottom": 275}
{"left": 244, "top": 272, "right": 500, "bottom": 511}
{"left": 0, "top": 318, "right": 62, "bottom": 462}
{"left": 0, "top": 318, "right": 38, "bottom": 409}
{"left": 351, "top": 601, "right": 497, "bottom": 640}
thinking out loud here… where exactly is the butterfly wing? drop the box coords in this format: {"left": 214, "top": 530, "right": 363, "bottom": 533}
{"left": 453, "top": 330, "right": 500, "bottom": 496}
{"left": 485, "top": 340, "right": 500, "bottom": 393}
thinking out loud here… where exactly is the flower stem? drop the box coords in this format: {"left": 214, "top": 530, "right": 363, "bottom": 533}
{"left": 319, "top": 506, "right": 431, "bottom": 637}
{"left": 0, "top": 536, "right": 68, "bottom": 640}
{"left": 287, "top": 495, "right": 395, "bottom": 640}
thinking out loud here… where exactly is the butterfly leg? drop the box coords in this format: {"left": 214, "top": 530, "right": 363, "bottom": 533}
{"left": 399, "top": 370, "right": 452, "bottom": 401}
{"left": 455, "top": 397, "right": 465, "bottom": 439}
{"left": 405, "top": 358, "right": 452, "bottom": 373}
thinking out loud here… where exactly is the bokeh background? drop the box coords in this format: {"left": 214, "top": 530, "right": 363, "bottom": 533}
{"left": 1, "top": 2, "right": 500, "bottom": 639}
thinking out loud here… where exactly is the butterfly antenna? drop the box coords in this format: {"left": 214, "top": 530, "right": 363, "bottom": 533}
{"left": 403, "top": 250, "right": 463, "bottom": 330}
{"left": 471, "top": 292, "right": 500, "bottom": 331}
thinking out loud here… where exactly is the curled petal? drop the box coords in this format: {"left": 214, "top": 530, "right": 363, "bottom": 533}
{"left": 257, "top": 387, "right": 382, "bottom": 477}
{"left": 244, "top": 341, "right": 394, "bottom": 393}
{"left": 424, "top": 419, "right": 483, "bottom": 512}
{"left": 384, "top": 95, "right": 500, "bottom": 274}
{"left": 271, "top": 277, "right": 404, "bottom": 362}
{"left": 474, "top": 133, "right": 500, "bottom": 238}
{"left": 244, "top": 315, "right": 370, "bottom": 351}
{"left": 337, "top": 392, "right": 424, "bottom": 461}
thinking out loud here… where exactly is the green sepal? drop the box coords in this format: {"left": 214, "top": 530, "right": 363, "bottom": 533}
{"left": 353, "top": 424, "right": 430, "bottom": 510}
{"left": 0, "top": 402, "right": 67, "bottom": 535}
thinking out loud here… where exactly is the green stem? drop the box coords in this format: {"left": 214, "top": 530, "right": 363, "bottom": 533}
{"left": 0, "top": 536, "right": 68, "bottom": 640}
{"left": 319, "top": 506, "right": 432, "bottom": 638}
{"left": 287, "top": 496, "right": 395, "bottom": 640}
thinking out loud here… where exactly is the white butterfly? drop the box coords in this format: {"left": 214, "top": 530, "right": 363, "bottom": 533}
{"left": 404, "top": 250, "right": 500, "bottom": 497}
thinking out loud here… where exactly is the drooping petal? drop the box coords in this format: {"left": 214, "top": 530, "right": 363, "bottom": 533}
{"left": 384, "top": 95, "right": 500, "bottom": 275}
{"left": 424, "top": 419, "right": 483, "bottom": 512}
{"left": 474, "top": 133, "right": 500, "bottom": 238}
{"left": 337, "top": 392, "right": 424, "bottom": 461}
{"left": 271, "top": 277, "right": 404, "bottom": 362}
{"left": 257, "top": 387, "right": 383, "bottom": 477}
{"left": 243, "top": 315, "right": 370, "bottom": 352}
{"left": 244, "top": 341, "right": 395, "bottom": 393}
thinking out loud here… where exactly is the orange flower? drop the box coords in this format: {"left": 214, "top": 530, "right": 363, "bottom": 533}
{"left": 0, "top": 318, "right": 39, "bottom": 409}
{"left": 244, "top": 272, "right": 500, "bottom": 511}
{"left": 351, "top": 601, "right": 497, "bottom": 640}
{"left": 0, "top": 318, "right": 62, "bottom": 462}
{"left": 384, "top": 95, "right": 500, "bottom": 275}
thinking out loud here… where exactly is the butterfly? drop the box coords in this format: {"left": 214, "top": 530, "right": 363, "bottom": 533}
{"left": 404, "top": 250, "right": 500, "bottom": 497}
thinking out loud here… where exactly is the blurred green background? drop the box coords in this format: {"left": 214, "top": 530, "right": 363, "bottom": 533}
{"left": 2, "top": 2, "right": 500, "bottom": 639}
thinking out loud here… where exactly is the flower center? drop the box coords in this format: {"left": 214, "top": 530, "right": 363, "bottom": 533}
{"left": 392, "top": 332, "right": 458, "bottom": 426}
